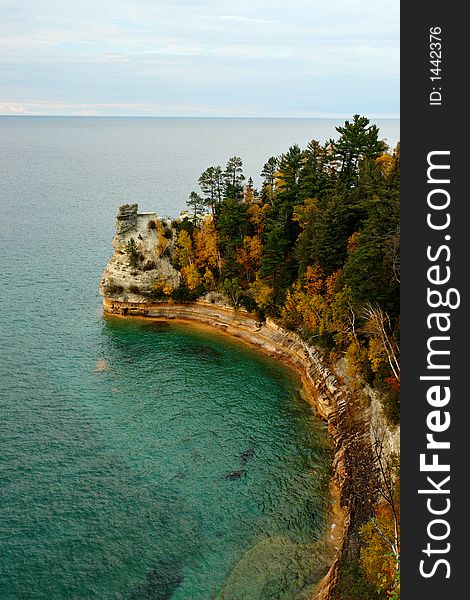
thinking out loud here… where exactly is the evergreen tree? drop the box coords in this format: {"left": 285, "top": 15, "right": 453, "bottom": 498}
{"left": 126, "top": 237, "right": 140, "bottom": 268}
{"left": 276, "top": 144, "right": 303, "bottom": 201}
{"left": 342, "top": 191, "right": 400, "bottom": 318}
{"left": 186, "top": 191, "right": 206, "bottom": 225}
{"left": 298, "top": 139, "right": 333, "bottom": 201}
{"left": 216, "top": 198, "right": 251, "bottom": 277}
{"left": 198, "top": 166, "right": 224, "bottom": 223}
{"left": 223, "top": 156, "right": 245, "bottom": 200}
{"left": 261, "top": 156, "right": 278, "bottom": 199}
{"left": 331, "top": 114, "right": 387, "bottom": 187}
{"left": 260, "top": 205, "right": 296, "bottom": 298}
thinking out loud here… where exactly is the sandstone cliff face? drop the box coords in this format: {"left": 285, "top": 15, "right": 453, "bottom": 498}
{"left": 99, "top": 204, "right": 181, "bottom": 303}
{"left": 99, "top": 209, "right": 398, "bottom": 599}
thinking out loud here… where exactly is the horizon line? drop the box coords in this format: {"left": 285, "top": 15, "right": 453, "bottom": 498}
{"left": 0, "top": 113, "right": 400, "bottom": 120}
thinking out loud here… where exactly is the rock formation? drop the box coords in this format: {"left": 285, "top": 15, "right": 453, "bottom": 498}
{"left": 115, "top": 203, "right": 138, "bottom": 234}
{"left": 99, "top": 204, "right": 181, "bottom": 303}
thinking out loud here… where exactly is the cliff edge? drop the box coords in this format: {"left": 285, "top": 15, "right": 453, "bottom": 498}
{"left": 99, "top": 205, "right": 399, "bottom": 599}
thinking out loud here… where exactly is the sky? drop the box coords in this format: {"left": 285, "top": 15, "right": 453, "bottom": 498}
{"left": 0, "top": 0, "right": 399, "bottom": 118}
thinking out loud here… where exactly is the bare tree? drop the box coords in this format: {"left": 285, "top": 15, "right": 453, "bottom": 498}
{"left": 370, "top": 422, "right": 400, "bottom": 583}
{"left": 362, "top": 303, "right": 400, "bottom": 381}
{"left": 384, "top": 226, "right": 400, "bottom": 284}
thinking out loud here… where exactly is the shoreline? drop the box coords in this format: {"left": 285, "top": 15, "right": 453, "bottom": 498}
{"left": 102, "top": 297, "right": 371, "bottom": 599}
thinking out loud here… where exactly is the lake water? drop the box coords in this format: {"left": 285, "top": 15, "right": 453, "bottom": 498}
{"left": 0, "top": 116, "right": 399, "bottom": 599}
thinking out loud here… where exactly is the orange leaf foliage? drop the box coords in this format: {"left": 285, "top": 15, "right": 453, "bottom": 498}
{"left": 304, "top": 264, "right": 324, "bottom": 295}
{"left": 247, "top": 203, "right": 269, "bottom": 234}
{"left": 249, "top": 276, "right": 274, "bottom": 309}
{"left": 360, "top": 496, "right": 400, "bottom": 596}
{"left": 376, "top": 153, "right": 396, "bottom": 179}
{"left": 236, "top": 236, "right": 263, "bottom": 282}
{"left": 193, "top": 221, "right": 219, "bottom": 270}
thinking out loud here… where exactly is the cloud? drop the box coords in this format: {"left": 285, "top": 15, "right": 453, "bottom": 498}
{"left": 219, "top": 15, "right": 278, "bottom": 25}
{"left": 0, "top": 0, "right": 399, "bottom": 116}
{"left": 0, "top": 103, "right": 29, "bottom": 114}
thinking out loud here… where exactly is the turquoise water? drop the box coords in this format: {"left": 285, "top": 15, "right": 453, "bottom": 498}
{"left": 1, "top": 315, "right": 333, "bottom": 599}
{"left": 0, "top": 116, "right": 393, "bottom": 598}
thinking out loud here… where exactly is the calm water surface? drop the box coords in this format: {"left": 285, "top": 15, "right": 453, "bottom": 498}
{"left": 0, "top": 117, "right": 399, "bottom": 599}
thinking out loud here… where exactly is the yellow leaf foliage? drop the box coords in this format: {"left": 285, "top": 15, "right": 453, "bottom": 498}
{"left": 347, "top": 231, "right": 360, "bottom": 254}
{"left": 203, "top": 267, "right": 216, "bottom": 290}
{"left": 152, "top": 279, "right": 174, "bottom": 296}
{"left": 273, "top": 170, "right": 284, "bottom": 192}
{"left": 176, "top": 230, "right": 193, "bottom": 267}
{"left": 155, "top": 220, "right": 168, "bottom": 258}
{"left": 304, "top": 264, "right": 324, "bottom": 296}
{"left": 376, "top": 153, "right": 396, "bottom": 179}
{"left": 325, "top": 270, "right": 341, "bottom": 303}
{"left": 368, "top": 337, "right": 387, "bottom": 373}
{"left": 281, "top": 282, "right": 328, "bottom": 334}
{"left": 345, "top": 341, "right": 368, "bottom": 381}
{"left": 193, "top": 221, "right": 219, "bottom": 270}
{"left": 236, "top": 236, "right": 263, "bottom": 282}
{"left": 180, "top": 264, "right": 200, "bottom": 291}
{"left": 244, "top": 185, "right": 254, "bottom": 204}
{"left": 292, "top": 198, "right": 319, "bottom": 228}
{"left": 249, "top": 276, "right": 274, "bottom": 309}
{"left": 281, "top": 270, "right": 355, "bottom": 345}
{"left": 247, "top": 203, "right": 269, "bottom": 234}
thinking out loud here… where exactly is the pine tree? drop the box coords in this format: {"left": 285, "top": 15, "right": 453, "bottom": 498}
{"left": 331, "top": 115, "right": 387, "bottom": 187}
{"left": 261, "top": 156, "right": 278, "bottom": 200}
{"left": 198, "top": 166, "right": 224, "bottom": 223}
{"left": 186, "top": 191, "right": 206, "bottom": 225}
{"left": 223, "top": 156, "right": 245, "bottom": 200}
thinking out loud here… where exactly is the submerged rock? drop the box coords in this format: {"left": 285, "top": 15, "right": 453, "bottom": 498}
{"left": 218, "top": 535, "right": 331, "bottom": 600}
{"left": 239, "top": 447, "right": 255, "bottom": 466}
{"left": 94, "top": 359, "right": 109, "bottom": 372}
{"left": 129, "top": 559, "right": 184, "bottom": 599}
{"left": 224, "top": 469, "right": 247, "bottom": 480}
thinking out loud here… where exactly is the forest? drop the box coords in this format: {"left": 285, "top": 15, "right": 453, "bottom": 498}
{"left": 159, "top": 115, "right": 400, "bottom": 422}
{"left": 141, "top": 115, "right": 401, "bottom": 598}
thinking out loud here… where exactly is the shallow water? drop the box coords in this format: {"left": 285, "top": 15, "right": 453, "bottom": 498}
{"left": 1, "top": 315, "right": 333, "bottom": 599}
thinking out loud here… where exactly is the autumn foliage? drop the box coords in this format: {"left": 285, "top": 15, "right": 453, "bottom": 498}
{"left": 169, "top": 117, "right": 399, "bottom": 412}
{"left": 148, "top": 115, "right": 401, "bottom": 597}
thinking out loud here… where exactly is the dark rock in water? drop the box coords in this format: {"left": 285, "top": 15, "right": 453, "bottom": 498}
{"left": 142, "top": 321, "right": 172, "bottom": 333}
{"left": 129, "top": 560, "right": 184, "bottom": 599}
{"left": 224, "top": 469, "right": 247, "bottom": 480}
{"left": 179, "top": 344, "right": 224, "bottom": 365}
{"left": 239, "top": 447, "right": 255, "bottom": 465}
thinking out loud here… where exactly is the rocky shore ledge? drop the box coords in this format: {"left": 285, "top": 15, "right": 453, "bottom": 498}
{"left": 100, "top": 296, "right": 377, "bottom": 599}
{"left": 99, "top": 205, "right": 398, "bottom": 599}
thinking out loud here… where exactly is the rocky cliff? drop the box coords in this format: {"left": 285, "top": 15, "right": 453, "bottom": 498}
{"left": 99, "top": 205, "right": 399, "bottom": 599}
{"left": 99, "top": 204, "right": 180, "bottom": 302}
